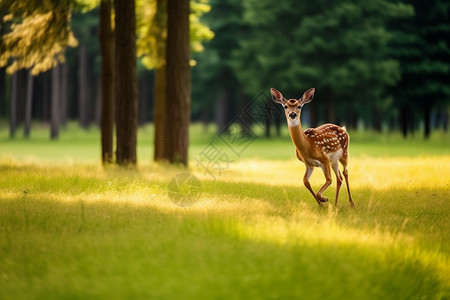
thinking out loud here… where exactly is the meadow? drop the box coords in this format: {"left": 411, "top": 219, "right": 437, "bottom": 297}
{"left": 0, "top": 124, "right": 449, "bottom": 299}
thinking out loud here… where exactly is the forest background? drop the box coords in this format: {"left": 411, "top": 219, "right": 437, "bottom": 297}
{"left": 0, "top": 0, "right": 449, "bottom": 166}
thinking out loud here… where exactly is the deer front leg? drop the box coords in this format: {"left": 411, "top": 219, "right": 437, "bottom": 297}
{"left": 303, "top": 165, "right": 323, "bottom": 206}
{"left": 316, "top": 162, "right": 332, "bottom": 203}
{"left": 331, "top": 161, "right": 343, "bottom": 207}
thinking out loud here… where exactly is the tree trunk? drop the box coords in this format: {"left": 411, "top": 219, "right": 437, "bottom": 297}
{"left": 423, "top": 103, "right": 431, "bottom": 139}
{"left": 79, "top": 44, "right": 89, "bottom": 128}
{"left": 50, "top": 64, "right": 60, "bottom": 140}
{"left": 240, "top": 92, "right": 252, "bottom": 136}
{"left": 264, "top": 101, "right": 271, "bottom": 138}
{"left": 115, "top": 0, "right": 138, "bottom": 166}
{"left": 9, "top": 71, "right": 18, "bottom": 138}
{"left": 42, "top": 71, "right": 50, "bottom": 122}
{"left": 60, "top": 62, "right": 68, "bottom": 127}
{"left": 373, "top": 107, "right": 382, "bottom": 132}
{"left": 215, "top": 88, "right": 231, "bottom": 134}
{"left": 100, "top": 0, "right": 115, "bottom": 164}
{"left": 153, "top": 0, "right": 168, "bottom": 162}
{"left": 443, "top": 110, "right": 449, "bottom": 132}
{"left": 400, "top": 106, "right": 409, "bottom": 138}
{"left": 166, "top": 0, "right": 190, "bottom": 165}
{"left": 24, "top": 69, "right": 33, "bottom": 138}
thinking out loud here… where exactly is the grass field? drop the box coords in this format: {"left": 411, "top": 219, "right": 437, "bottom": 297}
{"left": 1, "top": 124, "right": 449, "bottom": 299}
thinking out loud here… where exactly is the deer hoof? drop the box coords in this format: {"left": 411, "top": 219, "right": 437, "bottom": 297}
{"left": 318, "top": 196, "right": 328, "bottom": 202}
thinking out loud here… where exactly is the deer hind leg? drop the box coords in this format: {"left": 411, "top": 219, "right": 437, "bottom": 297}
{"left": 316, "top": 162, "right": 332, "bottom": 203}
{"left": 331, "top": 161, "right": 343, "bottom": 207}
{"left": 303, "top": 165, "right": 323, "bottom": 206}
{"left": 340, "top": 157, "right": 355, "bottom": 207}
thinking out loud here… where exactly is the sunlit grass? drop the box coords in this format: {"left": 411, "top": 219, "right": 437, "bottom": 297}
{"left": 0, "top": 124, "right": 449, "bottom": 299}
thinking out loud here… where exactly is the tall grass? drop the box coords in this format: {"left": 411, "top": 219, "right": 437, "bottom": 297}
{"left": 0, "top": 124, "right": 449, "bottom": 299}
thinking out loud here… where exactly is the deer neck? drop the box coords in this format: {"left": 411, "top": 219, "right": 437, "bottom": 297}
{"left": 288, "top": 120, "right": 310, "bottom": 155}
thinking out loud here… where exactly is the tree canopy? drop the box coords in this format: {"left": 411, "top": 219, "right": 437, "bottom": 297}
{"left": 0, "top": 0, "right": 78, "bottom": 75}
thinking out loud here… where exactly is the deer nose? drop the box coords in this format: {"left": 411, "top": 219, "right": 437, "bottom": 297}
{"left": 289, "top": 112, "right": 297, "bottom": 119}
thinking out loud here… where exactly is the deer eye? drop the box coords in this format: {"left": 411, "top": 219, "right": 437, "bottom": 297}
{"left": 284, "top": 105, "right": 288, "bottom": 109}
{"left": 298, "top": 106, "right": 302, "bottom": 109}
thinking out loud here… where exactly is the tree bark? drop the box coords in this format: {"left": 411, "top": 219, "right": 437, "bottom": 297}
{"left": 60, "top": 62, "right": 68, "bottom": 127}
{"left": 9, "top": 71, "right": 18, "bottom": 138}
{"left": 24, "top": 69, "right": 33, "bottom": 138}
{"left": 115, "top": 0, "right": 138, "bottom": 166}
{"left": 42, "top": 71, "right": 50, "bottom": 122}
{"left": 100, "top": 0, "right": 115, "bottom": 164}
{"left": 166, "top": 0, "right": 190, "bottom": 165}
{"left": 79, "top": 44, "right": 90, "bottom": 128}
{"left": 50, "top": 64, "right": 60, "bottom": 140}
{"left": 153, "top": 0, "right": 168, "bottom": 162}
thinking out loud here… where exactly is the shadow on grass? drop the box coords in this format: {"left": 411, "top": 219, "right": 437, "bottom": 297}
{"left": 1, "top": 188, "right": 449, "bottom": 299}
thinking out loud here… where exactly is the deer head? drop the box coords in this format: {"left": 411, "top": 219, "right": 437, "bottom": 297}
{"left": 270, "top": 88, "right": 315, "bottom": 127}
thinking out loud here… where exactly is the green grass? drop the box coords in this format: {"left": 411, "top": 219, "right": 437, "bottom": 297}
{"left": 0, "top": 123, "right": 449, "bottom": 299}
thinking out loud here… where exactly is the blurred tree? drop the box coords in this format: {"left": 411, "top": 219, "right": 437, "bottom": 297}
{"left": 390, "top": 0, "right": 450, "bottom": 138}
{"left": 50, "top": 64, "right": 60, "bottom": 139}
{"left": 9, "top": 70, "right": 18, "bottom": 138}
{"left": 0, "top": 0, "right": 82, "bottom": 139}
{"left": 165, "top": 0, "right": 190, "bottom": 165}
{"left": 233, "top": 0, "right": 412, "bottom": 129}
{"left": 99, "top": 0, "right": 114, "bottom": 164}
{"left": 136, "top": 0, "right": 213, "bottom": 163}
{"left": 192, "top": 0, "right": 246, "bottom": 133}
{"left": 0, "top": 0, "right": 77, "bottom": 75}
{"left": 24, "top": 69, "right": 33, "bottom": 137}
{"left": 115, "top": 0, "right": 138, "bottom": 166}
{"left": 71, "top": 9, "right": 100, "bottom": 129}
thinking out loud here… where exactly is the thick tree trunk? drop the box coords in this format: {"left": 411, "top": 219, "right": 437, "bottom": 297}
{"left": 153, "top": 0, "right": 168, "bottom": 162}
{"left": 79, "top": 44, "right": 89, "bottom": 128}
{"left": 50, "top": 64, "right": 60, "bottom": 140}
{"left": 166, "top": 0, "right": 190, "bottom": 165}
{"left": 100, "top": 0, "right": 115, "bottom": 164}
{"left": 24, "top": 70, "right": 33, "bottom": 138}
{"left": 115, "top": 0, "right": 138, "bottom": 166}
{"left": 9, "top": 71, "right": 18, "bottom": 138}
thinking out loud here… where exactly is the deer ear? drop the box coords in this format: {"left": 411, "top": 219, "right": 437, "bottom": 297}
{"left": 270, "top": 88, "right": 285, "bottom": 104}
{"left": 300, "top": 88, "right": 315, "bottom": 105}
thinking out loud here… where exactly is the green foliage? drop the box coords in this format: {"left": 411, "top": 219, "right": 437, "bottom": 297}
{"left": 136, "top": 0, "right": 214, "bottom": 69}
{"left": 0, "top": 0, "right": 78, "bottom": 75}
{"left": 233, "top": 0, "right": 413, "bottom": 101}
{"left": 390, "top": 0, "right": 450, "bottom": 102}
